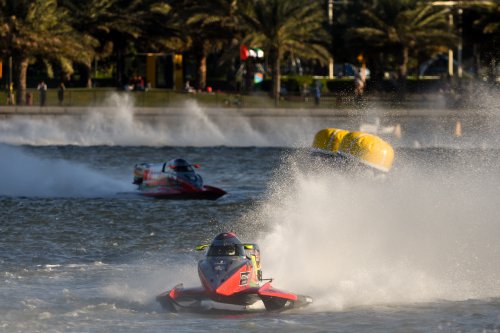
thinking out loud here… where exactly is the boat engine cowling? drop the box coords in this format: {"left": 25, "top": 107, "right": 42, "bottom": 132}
{"left": 133, "top": 163, "right": 150, "bottom": 184}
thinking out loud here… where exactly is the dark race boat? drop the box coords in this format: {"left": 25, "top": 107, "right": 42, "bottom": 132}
{"left": 133, "top": 159, "right": 226, "bottom": 200}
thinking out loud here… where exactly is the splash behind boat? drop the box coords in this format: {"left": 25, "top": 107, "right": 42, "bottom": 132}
{"left": 133, "top": 158, "right": 226, "bottom": 200}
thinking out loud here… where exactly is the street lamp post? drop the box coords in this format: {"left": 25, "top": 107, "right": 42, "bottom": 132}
{"left": 328, "top": 0, "right": 334, "bottom": 79}
{"left": 9, "top": 56, "right": 12, "bottom": 88}
{"left": 457, "top": 8, "right": 463, "bottom": 79}
{"left": 448, "top": 12, "right": 454, "bottom": 77}
{"left": 432, "top": 1, "right": 460, "bottom": 78}
{"left": 327, "top": 0, "right": 350, "bottom": 79}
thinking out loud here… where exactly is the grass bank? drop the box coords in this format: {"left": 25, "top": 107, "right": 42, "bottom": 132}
{"left": 1, "top": 87, "right": 474, "bottom": 110}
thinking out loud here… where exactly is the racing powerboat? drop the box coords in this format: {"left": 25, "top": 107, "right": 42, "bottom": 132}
{"left": 133, "top": 158, "right": 226, "bottom": 200}
{"left": 156, "top": 232, "right": 312, "bottom": 312}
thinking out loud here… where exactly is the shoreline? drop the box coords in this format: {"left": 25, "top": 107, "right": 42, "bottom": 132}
{"left": 0, "top": 105, "right": 488, "bottom": 119}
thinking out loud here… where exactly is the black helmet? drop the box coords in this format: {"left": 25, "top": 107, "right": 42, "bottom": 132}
{"left": 212, "top": 232, "right": 242, "bottom": 245}
{"left": 170, "top": 158, "right": 190, "bottom": 167}
{"left": 166, "top": 158, "right": 193, "bottom": 172}
{"left": 207, "top": 232, "right": 244, "bottom": 256}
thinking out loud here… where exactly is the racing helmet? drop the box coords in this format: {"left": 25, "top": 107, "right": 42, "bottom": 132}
{"left": 207, "top": 232, "right": 244, "bottom": 256}
{"left": 166, "top": 158, "right": 193, "bottom": 172}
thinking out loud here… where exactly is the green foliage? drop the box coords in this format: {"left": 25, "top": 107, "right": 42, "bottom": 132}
{"left": 474, "top": 2, "right": 500, "bottom": 34}
{"left": 0, "top": 0, "right": 497, "bottom": 93}
{"left": 347, "top": 0, "right": 457, "bottom": 78}
{"left": 0, "top": 0, "right": 94, "bottom": 102}
{"left": 238, "top": 0, "right": 330, "bottom": 63}
{"left": 171, "top": 0, "right": 242, "bottom": 89}
{"left": 238, "top": 0, "right": 330, "bottom": 101}
{"left": 0, "top": 0, "right": 92, "bottom": 61}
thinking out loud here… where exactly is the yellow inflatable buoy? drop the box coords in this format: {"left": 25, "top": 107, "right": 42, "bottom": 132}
{"left": 337, "top": 131, "right": 394, "bottom": 172}
{"left": 311, "top": 128, "right": 336, "bottom": 150}
{"left": 311, "top": 128, "right": 350, "bottom": 154}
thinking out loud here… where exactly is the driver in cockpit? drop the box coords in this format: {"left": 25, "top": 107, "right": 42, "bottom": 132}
{"left": 208, "top": 244, "right": 242, "bottom": 256}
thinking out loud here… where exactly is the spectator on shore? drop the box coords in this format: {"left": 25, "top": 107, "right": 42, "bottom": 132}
{"left": 58, "top": 82, "right": 65, "bottom": 105}
{"left": 37, "top": 81, "right": 47, "bottom": 106}
{"left": 125, "top": 75, "right": 146, "bottom": 91}
{"left": 123, "top": 81, "right": 132, "bottom": 91}
{"left": 134, "top": 76, "right": 145, "bottom": 91}
{"left": 354, "top": 71, "right": 365, "bottom": 102}
{"left": 6, "top": 83, "right": 15, "bottom": 105}
{"left": 125, "top": 76, "right": 136, "bottom": 91}
{"left": 185, "top": 80, "right": 196, "bottom": 93}
{"left": 25, "top": 92, "right": 33, "bottom": 106}
{"left": 313, "top": 80, "right": 321, "bottom": 105}
{"left": 301, "top": 83, "right": 309, "bottom": 99}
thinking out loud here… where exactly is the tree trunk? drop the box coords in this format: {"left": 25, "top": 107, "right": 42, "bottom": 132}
{"left": 245, "top": 58, "right": 254, "bottom": 94}
{"left": 116, "top": 49, "right": 124, "bottom": 88}
{"left": 14, "top": 56, "right": 29, "bottom": 105}
{"left": 398, "top": 46, "right": 409, "bottom": 101}
{"left": 372, "top": 51, "right": 385, "bottom": 93}
{"left": 195, "top": 40, "right": 209, "bottom": 91}
{"left": 115, "top": 40, "right": 126, "bottom": 88}
{"left": 272, "top": 55, "right": 281, "bottom": 106}
{"left": 82, "top": 61, "right": 93, "bottom": 88}
{"left": 197, "top": 52, "right": 207, "bottom": 91}
{"left": 488, "top": 55, "right": 496, "bottom": 83}
{"left": 398, "top": 46, "right": 409, "bottom": 78}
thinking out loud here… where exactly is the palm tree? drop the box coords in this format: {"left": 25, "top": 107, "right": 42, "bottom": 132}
{"left": 475, "top": 1, "right": 500, "bottom": 34}
{"left": 0, "top": 0, "right": 93, "bottom": 104}
{"left": 238, "top": 0, "right": 330, "bottom": 104}
{"left": 108, "top": 0, "right": 186, "bottom": 88}
{"left": 348, "top": 0, "right": 456, "bottom": 87}
{"left": 63, "top": 0, "right": 185, "bottom": 88}
{"left": 60, "top": 0, "right": 114, "bottom": 88}
{"left": 172, "top": 0, "right": 241, "bottom": 90}
{"left": 473, "top": 2, "right": 499, "bottom": 81}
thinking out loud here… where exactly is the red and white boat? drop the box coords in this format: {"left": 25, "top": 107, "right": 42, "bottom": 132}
{"left": 133, "top": 159, "right": 226, "bottom": 200}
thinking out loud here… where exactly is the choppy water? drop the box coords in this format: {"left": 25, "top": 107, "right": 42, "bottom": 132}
{"left": 1, "top": 98, "right": 500, "bottom": 332}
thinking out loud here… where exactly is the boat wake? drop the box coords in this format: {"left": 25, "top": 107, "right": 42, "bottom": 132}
{"left": 0, "top": 144, "right": 131, "bottom": 197}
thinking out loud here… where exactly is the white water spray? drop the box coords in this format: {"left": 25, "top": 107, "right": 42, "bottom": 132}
{"left": 101, "top": 262, "right": 199, "bottom": 306}
{"left": 1, "top": 88, "right": 499, "bottom": 148}
{"left": 0, "top": 145, "right": 131, "bottom": 197}
{"left": 247, "top": 151, "right": 500, "bottom": 310}
{"left": 0, "top": 94, "right": 317, "bottom": 147}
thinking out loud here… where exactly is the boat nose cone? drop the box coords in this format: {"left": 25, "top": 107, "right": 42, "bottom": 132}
{"left": 199, "top": 258, "right": 247, "bottom": 296}
{"left": 199, "top": 260, "right": 230, "bottom": 291}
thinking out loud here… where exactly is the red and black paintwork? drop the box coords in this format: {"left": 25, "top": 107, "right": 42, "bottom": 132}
{"left": 139, "top": 184, "right": 226, "bottom": 200}
{"left": 133, "top": 159, "right": 226, "bottom": 200}
{"left": 156, "top": 232, "right": 312, "bottom": 312}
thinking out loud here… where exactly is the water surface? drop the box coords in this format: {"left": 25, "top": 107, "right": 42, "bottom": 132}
{"left": 1, "top": 99, "right": 500, "bottom": 332}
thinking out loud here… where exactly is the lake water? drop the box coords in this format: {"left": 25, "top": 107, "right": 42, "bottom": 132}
{"left": 1, "top": 98, "right": 500, "bottom": 332}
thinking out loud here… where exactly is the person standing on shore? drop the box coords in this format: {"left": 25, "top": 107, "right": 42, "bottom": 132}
{"left": 354, "top": 71, "right": 365, "bottom": 103}
{"left": 37, "top": 81, "right": 47, "bottom": 106}
{"left": 58, "top": 82, "right": 65, "bottom": 105}
{"left": 6, "top": 83, "right": 15, "bottom": 105}
{"left": 313, "top": 80, "right": 321, "bottom": 106}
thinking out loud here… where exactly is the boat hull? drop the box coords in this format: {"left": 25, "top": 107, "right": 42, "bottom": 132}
{"left": 139, "top": 185, "right": 226, "bottom": 200}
